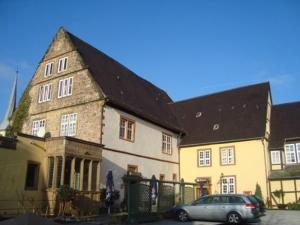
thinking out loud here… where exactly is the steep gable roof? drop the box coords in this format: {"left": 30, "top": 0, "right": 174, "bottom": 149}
{"left": 269, "top": 102, "right": 300, "bottom": 149}
{"left": 66, "top": 30, "right": 182, "bottom": 133}
{"left": 171, "top": 82, "right": 270, "bottom": 146}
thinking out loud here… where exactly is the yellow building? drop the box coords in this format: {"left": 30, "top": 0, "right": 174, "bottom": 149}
{"left": 268, "top": 102, "right": 300, "bottom": 206}
{"left": 0, "top": 133, "right": 103, "bottom": 217}
{"left": 172, "top": 83, "right": 272, "bottom": 201}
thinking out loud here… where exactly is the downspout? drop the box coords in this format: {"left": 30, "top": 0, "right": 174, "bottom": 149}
{"left": 261, "top": 138, "right": 271, "bottom": 203}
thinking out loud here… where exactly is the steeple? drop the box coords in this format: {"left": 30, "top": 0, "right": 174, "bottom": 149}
{"left": 0, "top": 75, "right": 17, "bottom": 135}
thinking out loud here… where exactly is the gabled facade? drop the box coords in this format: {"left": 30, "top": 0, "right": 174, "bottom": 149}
{"left": 268, "top": 102, "right": 300, "bottom": 206}
{"left": 20, "top": 27, "right": 182, "bottom": 206}
{"left": 171, "top": 83, "right": 272, "bottom": 200}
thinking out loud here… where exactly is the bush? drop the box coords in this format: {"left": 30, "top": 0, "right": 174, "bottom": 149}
{"left": 287, "top": 203, "right": 300, "bottom": 210}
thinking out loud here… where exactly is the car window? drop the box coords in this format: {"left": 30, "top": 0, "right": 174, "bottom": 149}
{"left": 248, "top": 195, "right": 258, "bottom": 203}
{"left": 193, "top": 196, "right": 210, "bottom": 205}
{"left": 229, "top": 196, "right": 245, "bottom": 204}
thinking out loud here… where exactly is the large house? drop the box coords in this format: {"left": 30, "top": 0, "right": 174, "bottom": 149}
{"left": 20, "top": 27, "right": 182, "bottom": 204}
{"left": 1, "top": 27, "right": 300, "bottom": 216}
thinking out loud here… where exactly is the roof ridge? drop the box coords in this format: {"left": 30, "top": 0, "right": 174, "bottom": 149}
{"left": 273, "top": 101, "right": 300, "bottom": 107}
{"left": 172, "top": 82, "right": 270, "bottom": 104}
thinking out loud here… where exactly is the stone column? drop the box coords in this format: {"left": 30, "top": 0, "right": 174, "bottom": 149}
{"left": 79, "top": 159, "right": 85, "bottom": 191}
{"left": 60, "top": 155, "right": 65, "bottom": 186}
{"left": 88, "top": 160, "right": 92, "bottom": 191}
{"left": 52, "top": 156, "right": 58, "bottom": 189}
{"left": 70, "top": 157, "right": 76, "bottom": 189}
{"left": 96, "top": 161, "right": 101, "bottom": 191}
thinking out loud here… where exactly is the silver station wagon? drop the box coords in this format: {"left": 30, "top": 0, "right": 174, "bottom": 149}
{"left": 173, "top": 194, "right": 263, "bottom": 224}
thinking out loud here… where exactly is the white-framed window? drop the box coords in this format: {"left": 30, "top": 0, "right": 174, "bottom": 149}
{"left": 60, "top": 113, "right": 77, "bottom": 136}
{"left": 297, "top": 144, "right": 300, "bottom": 163}
{"left": 44, "top": 62, "right": 53, "bottom": 77}
{"left": 119, "top": 117, "right": 135, "bottom": 142}
{"left": 271, "top": 151, "right": 281, "bottom": 165}
{"left": 58, "top": 77, "right": 73, "bottom": 98}
{"left": 285, "top": 144, "right": 297, "bottom": 164}
{"left": 222, "top": 176, "right": 236, "bottom": 194}
{"left": 162, "top": 133, "right": 172, "bottom": 155}
{"left": 32, "top": 119, "right": 46, "bottom": 137}
{"left": 58, "top": 57, "right": 68, "bottom": 73}
{"left": 220, "top": 147, "right": 235, "bottom": 165}
{"left": 38, "top": 83, "right": 52, "bottom": 103}
{"left": 198, "top": 149, "right": 211, "bottom": 166}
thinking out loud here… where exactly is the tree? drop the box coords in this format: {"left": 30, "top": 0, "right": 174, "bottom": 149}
{"left": 57, "top": 185, "right": 77, "bottom": 217}
{"left": 254, "top": 183, "right": 263, "bottom": 199}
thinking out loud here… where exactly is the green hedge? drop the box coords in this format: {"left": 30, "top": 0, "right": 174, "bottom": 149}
{"left": 287, "top": 203, "right": 300, "bottom": 210}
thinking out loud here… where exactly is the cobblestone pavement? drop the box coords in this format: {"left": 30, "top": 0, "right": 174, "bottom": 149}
{"left": 139, "top": 210, "right": 300, "bottom": 225}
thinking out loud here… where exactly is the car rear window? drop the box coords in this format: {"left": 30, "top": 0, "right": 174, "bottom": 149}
{"left": 247, "top": 195, "right": 258, "bottom": 203}
{"left": 229, "top": 196, "right": 245, "bottom": 204}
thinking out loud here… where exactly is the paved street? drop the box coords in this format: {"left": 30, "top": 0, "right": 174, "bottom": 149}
{"left": 140, "top": 210, "right": 300, "bottom": 225}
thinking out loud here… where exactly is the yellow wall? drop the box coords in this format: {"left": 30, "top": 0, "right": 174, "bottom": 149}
{"left": 270, "top": 179, "right": 300, "bottom": 205}
{"left": 0, "top": 136, "right": 47, "bottom": 216}
{"left": 180, "top": 139, "right": 269, "bottom": 201}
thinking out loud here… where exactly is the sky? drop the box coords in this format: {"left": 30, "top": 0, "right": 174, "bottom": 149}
{"left": 0, "top": 0, "right": 299, "bottom": 121}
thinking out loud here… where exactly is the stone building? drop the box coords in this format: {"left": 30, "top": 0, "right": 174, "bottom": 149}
{"left": 21, "top": 27, "right": 182, "bottom": 206}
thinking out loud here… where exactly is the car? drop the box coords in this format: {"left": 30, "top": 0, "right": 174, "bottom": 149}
{"left": 173, "top": 194, "right": 264, "bottom": 224}
{"left": 249, "top": 195, "right": 266, "bottom": 214}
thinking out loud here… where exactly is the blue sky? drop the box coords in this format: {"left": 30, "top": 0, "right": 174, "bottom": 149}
{"left": 0, "top": 0, "right": 299, "bottom": 121}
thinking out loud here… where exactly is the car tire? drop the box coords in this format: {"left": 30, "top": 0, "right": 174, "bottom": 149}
{"left": 227, "top": 212, "right": 242, "bottom": 225}
{"left": 177, "top": 210, "right": 189, "bottom": 222}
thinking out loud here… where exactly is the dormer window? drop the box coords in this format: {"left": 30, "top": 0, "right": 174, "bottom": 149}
{"left": 58, "top": 57, "right": 68, "bottom": 73}
{"left": 44, "top": 62, "right": 53, "bottom": 77}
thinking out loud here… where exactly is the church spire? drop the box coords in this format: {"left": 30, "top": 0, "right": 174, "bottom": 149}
{"left": 0, "top": 73, "right": 17, "bottom": 134}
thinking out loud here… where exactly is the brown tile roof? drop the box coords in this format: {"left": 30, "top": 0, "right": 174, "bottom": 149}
{"left": 269, "top": 102, "right": 300, "bottom": 149}
{"left": 67, "top": 31, "right": 182, "bottom": 133}
{"left": 171, "top": 83, "right": 270, "bottom": 146}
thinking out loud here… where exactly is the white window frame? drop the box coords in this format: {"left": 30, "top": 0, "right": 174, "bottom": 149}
{"left": 60, "top": 113, "right": 77, "bottom": 136}
{"left": 285, "top": 144, "right": 297, "bottom": 164}
{"left": 58, "top": 77, "right": 73, "bottom": 98}
{"left": 198, "top": 149, "right": 211, "bottom": 166}
{"left": 119, "top": 117, "right": 135, "bottom": 142}
{"left": 271, "top": 151, "right": 281, "bottom": 165}
{"left": 220, "top": 147, "right": 235, "bottom": 165}
{"left": 221, "top": 176, "right": 236, "bottom": 194}
{"left": 297, "top": 144, "right": 300, "bottom": 163}
{"left": 58, "top": 57, "right": 68, "bottom": 73}
{"left": 162, "top": 133, "right": 172, "bottom": 155}
{"left": 44, "top": 62, "right": 54, "bottom": 77}
{"left": 38, "top": 83, "right": 52, "bottom": 103}
{"left": 32, "top": 119, "right": 46, "bottom": 137}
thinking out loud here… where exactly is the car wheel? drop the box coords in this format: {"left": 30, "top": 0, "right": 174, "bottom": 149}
{"left": 177, "top": 210, "right": 189, "bottom": 222}
{"left": 227, "top": 212, "right": 242, "bottom": 225}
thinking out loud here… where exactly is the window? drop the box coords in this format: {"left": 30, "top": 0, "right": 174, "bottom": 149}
{"left": 285, "top": 144, "right": 297, "bottom": 164}
{"left": 119, "top": 117, "right": 135, "bottom": 142}
{"left": 172, "top": 173, "right": 177, "bottom": 182}
{"left": 58, "top": 77, "right": 73, "bottom": 98}
{"left": 60, "top": 113, "right": 77, "bottom": 136}
{"left": 44, "top": 62, "right": 53, "bottom": 77}
{"left": 222, "top": 176, "right": 236, "bottom": 194}
{"left": 297, "top": 144, "right": 300, "bottom": 163}
{"left": 25, "top": 162, "right": 39, "bottom": 190}
{"left": 127, "top": 164, "right": 138, "bottom": 173}
{"left": 32, "top": 119, "right": 46, "bottom": 137}
{"left": 162, "top": 133, "right": 172, "bottom": 154}
{"left": 58, "top": 57, "right": 68, "bottom": 73}
{"left": 38, "top": 83, "right": 52, "bottom": 103}
{"left": 271, "top": 151, "right": 281, "bottom": 165}
{"left": 198, "top": 149, "right": 211, "bottom": 166}
{"left": 56, "top": 156, "right": 63, "bottom": 188}
{"left": 220, "top": 147, "right": 235, "bottom": 165}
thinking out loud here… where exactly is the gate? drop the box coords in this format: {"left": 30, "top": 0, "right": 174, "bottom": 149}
{"left": 124, "top": 176, "right": 196, "bottom": 223}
